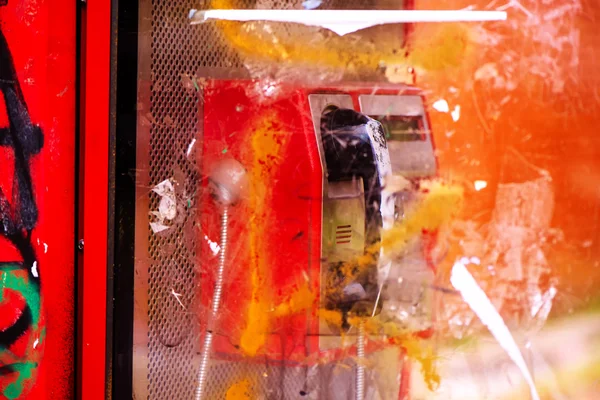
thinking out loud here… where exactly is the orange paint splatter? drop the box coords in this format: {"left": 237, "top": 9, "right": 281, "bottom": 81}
{"left": 273, "top": 283, "right": 316, "bottom": 317}
{"left": 239, "top": 112, "right": 290, "bottom": 357}
{"left": 394, "top": 334, "right": 440, "bottom": 391}
{"left": 226, "top": 378, "right": 252, "bottom": 400}
{"left": 329, "top": 182, "right": 461, "bottom": 390}
{"left": 332, "top": 180, "right": 463, "bottom": 291}
{"left": 347, "top": 316, "right": 441, "bottom": 391}
{"left": 210, "top": 0, "right": 473, "bottom": 77}
{"left": 239, "top": 269, "right": 270, "bottom": 357}
{"left": 318, "top": 308, "right": 343, "bottom": 328}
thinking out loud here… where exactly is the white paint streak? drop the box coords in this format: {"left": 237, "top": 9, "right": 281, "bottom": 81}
{"left": 189, "top": 9, "right": 507, "bottom": 36}
{"left": 31, "top": 261, "right": 39, "bottom": 278}
{"left": 451, "top": 260, "right": 540, "bottom": 400}
{"left": 474, "top": 180, "right": 488, "bottom": 191}
{"left": 186, "top": 138, "right": 197, "bottom": 158}
{"left": 432, "top": 99, "right": 450, "bottom": 113}
{"left": 204, "top": 235, "right": 220, "bottom": 256}
{"left": 171, "top": 288, "right": 186, "bottom": 309}
{"left": 451, "top": 105, "right": 461, "bottom": 122}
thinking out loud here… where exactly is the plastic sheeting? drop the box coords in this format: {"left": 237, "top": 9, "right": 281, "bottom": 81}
{"left": 136, "top": 0, "right": 600, "bottom": 399}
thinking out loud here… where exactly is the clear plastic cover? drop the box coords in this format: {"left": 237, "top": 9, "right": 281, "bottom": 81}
{"left": 133, "top": 0, "right": 600, "bottom": 399}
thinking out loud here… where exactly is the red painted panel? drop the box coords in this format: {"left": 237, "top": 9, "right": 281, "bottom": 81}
{"left": 80, "top": 0, "right": 111, "bottom": 398}
{"left": 199, "top": 81, "right": 323, "bottom": 362}
{"left": 0, "top": 0, "right": 76, "bottom": 399}
{"left": 198, "top": 81, "right": 435, "bottom": 368}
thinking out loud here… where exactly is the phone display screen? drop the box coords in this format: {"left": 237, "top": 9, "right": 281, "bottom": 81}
{"left": 372, "top": 115, "right": 428, "bottom": 142}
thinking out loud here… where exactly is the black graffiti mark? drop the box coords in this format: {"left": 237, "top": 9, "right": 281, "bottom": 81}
{"left": 0, "top": 24, "right": 43, "bottom": 266}
{"left": 0, "top": 21, "right": 43, "bottom": 349}
{"left": 291, "top": 231, "right": 304, "bottom": 241}
{"left": 0, "top": 306, "right": 32, "bottom": 347}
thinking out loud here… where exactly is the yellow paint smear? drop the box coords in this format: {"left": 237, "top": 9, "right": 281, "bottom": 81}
{"left": 226, "top": 378, "right": 253, "bottom": 400}
{"left": 240, "top": 269, "right": 270, "bottom": 357}
{"left": 348, "top": 316, "right": 441, "bottom": 391}
{"left": 273, "top": 283, "right": 316, "bottom": 317}
{"left": 233, "top": 113, "right": 460, "bottom": 388}
{"left": 400, "top": 335, "right": 440, "bottom": 391}
{"left": 211, "top": 0, "right": 474, "bottom": 75}
{"left": 337, "top": 182, "right": 461, "bottom": 389}
{"left": 336, "top": 180, "right": 463, "bottom": 288}
{"left": 318, "top": 308, "right": 343, "bottom": 328}
{"left": 239, "top": 112, "right": 290, "bottom": 357}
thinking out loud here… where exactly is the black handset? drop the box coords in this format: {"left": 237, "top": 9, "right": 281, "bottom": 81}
{"left": 320, "top": 106, "right": 391, "bottom": 326}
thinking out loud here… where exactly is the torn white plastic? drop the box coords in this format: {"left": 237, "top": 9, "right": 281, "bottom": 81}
{"left": 365, "top": 117, "right": 395, "bottom": 316}
{"left": 302, "top": 0, "right": 322, "bottom": 10}
{"left": 189, "top": 9, "right": 507, "bottom": 36}
{"left": 31, "top": 261, "right": 39, "bottom": 278}
{"left": 149, "top": 179, "right": 178, "bottom": 233}
{"left": 474, "top": 180, "right": 487, "bottom": 191}
{"left": 432, "top": 99, "right": 450, "bottom": 113}
{"left": 204, "top": 234, "right": 221, "bottom": 256}
{"left": 365, "top": 118, "right": 393, "bottom": 228}
{"left": 150, "top": 222, "right": 170, "bottom": 234}
{"left": 451, "top": 105, "right": 461, "bottom": 122}
{"left": 451, "top": 260, "right": 540, "bottom": 400}
{"left": 152, "top": 178, "right": 175, "bottom": 198}
{"left": 152, "top": 179, "right": 177, "bottom": 221}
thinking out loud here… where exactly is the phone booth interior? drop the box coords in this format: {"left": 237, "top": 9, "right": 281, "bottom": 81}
{"left": 129, "top": 1, "right": 439, "bottom": 399}
{"left": 196, "top": 81, "right": 437, "bottom": 398}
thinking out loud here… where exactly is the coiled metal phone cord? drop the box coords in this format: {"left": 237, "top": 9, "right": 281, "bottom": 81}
{"left": 194, "top": 207, "right": 229, "bottom": 400}
{"left": 356, "top": 320, "right": 366, "bottom": 400}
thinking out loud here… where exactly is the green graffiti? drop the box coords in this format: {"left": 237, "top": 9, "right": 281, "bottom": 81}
{"left": 3, "top": 362, "right": 37, "bottom": 400}
{"left": 0, "top": 266, "right": 41, "bottom": 328}
{"left": 39, "top": 326, "right": 46, "bottom": 345}
{"left": 0, "top": 264, "right": 21, "bottom": 273}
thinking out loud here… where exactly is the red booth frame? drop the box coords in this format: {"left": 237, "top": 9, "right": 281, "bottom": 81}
{"left": 76, "top": 1, "right": 417, "bottom": 399}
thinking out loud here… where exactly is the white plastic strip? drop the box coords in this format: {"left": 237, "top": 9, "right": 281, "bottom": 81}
{"left": 189, "top": 9, "right": 507, "bottom": 36}
{"left": 451, "top": 259, "right": 540, "bottom": 400}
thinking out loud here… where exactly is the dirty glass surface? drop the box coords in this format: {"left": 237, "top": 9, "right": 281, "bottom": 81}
{"left": 133, "top": 1, "right": 600, "bottom": 399}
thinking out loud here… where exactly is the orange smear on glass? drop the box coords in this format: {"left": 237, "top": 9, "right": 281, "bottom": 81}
{"left": 239, "top": 112, "right": 289, "bottom": 357}
{"left": 338, "top": 180, "right": 463, "bottom": 286}
{"left": 346, "top": 316, "right": 440, "bottom": 391}
{"left": 211, "top": 0, "right": 473, "bottom": 75}
{"left": 318, "top": 308, "right": 343, "bottom": 328}
{"left": 225, "top": 378, "right": 252, "bottom": 400}
{"left": 273, "top": 283, "right": 316, "bottom": 317}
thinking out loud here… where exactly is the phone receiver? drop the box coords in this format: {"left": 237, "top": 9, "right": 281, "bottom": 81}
{"left": 320, "top": 106, "right": 392, "bottom": 326}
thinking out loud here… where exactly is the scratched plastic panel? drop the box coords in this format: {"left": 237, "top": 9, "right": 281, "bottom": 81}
{"left": 142, "top": 1, "right": 402, "bottom": 399}
{"left": 144, "top": 0, "right": 245, "bottom": 399}
{"left": 138, "top": 1, "right": 600, "bottom": 400}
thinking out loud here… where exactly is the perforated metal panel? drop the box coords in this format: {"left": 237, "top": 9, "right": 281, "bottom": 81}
{"left": 134, "top": 1, "right": 405, "bottom": 399}
{"left": 135, "top": 0, "right": 250, "bottom": 398}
